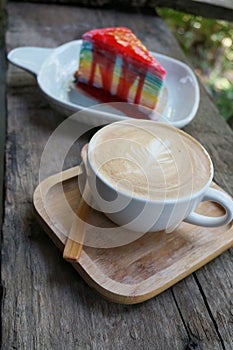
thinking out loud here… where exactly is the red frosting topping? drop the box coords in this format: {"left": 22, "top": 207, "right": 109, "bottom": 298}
{"left": 82, "top": 27, "right": 166, "bottom": 77}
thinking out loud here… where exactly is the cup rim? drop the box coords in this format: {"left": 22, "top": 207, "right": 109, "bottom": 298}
{"left": 87, "top": 120, "right": 214, "bottom": 204}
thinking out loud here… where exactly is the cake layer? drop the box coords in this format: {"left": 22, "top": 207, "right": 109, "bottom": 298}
{"left": 82, "top": 27, "right": 166, "bottom": 78}
{"left": 76, "top": 27, "right": 166, "bottom": 109}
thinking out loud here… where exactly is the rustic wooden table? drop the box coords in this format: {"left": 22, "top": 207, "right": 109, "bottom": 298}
{"left": 1, "top": 2, "right": 233, "bottom": 349}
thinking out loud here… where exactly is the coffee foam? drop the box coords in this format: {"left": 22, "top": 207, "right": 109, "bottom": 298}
{"left": 89, "top": 121, "right": 211, "bottom": 200}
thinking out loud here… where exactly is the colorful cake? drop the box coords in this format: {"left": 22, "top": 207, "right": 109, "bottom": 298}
{"left": 75, "top": 27, "right": 166, "bottom": 109}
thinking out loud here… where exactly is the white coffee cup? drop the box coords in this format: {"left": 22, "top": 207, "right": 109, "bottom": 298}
{"left": 85, "top": 120, "right": 233, "bottom": 232}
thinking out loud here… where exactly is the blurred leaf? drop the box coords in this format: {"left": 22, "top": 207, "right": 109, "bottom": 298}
{"left": 157, "top": 8, "right": 233, "bottom": 122}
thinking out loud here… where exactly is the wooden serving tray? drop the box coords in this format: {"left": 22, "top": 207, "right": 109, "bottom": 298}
{"left": 33, "top": 166, "right": 233, "bottom": 304}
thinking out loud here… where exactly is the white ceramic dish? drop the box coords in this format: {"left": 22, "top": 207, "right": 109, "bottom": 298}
{"left": 8, "top": 40, "right": 200, "bottom": 128}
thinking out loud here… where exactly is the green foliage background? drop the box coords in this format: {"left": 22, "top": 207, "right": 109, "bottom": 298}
{"left": 157, "top": 8, "right": 233, "bottom": 123}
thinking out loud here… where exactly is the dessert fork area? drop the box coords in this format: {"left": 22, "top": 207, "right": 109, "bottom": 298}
{"left": 1, "top": 1, "right": 233, "bottom": 350}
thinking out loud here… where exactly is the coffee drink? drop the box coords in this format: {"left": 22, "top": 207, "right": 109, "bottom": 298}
{"left": 89, "top": 120, "right": 211, "bottom": 200}
{"left": 87, "top": 119, "right": 232, "bottom": 232}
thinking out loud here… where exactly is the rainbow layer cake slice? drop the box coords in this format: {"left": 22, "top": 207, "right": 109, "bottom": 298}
{"left": 75, "top": 27, "right": 166, "bottom": 109}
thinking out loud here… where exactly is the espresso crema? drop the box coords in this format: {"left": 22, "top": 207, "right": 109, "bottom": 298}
{"left": 89, "top": 120, "right": 212, "bottom": 200}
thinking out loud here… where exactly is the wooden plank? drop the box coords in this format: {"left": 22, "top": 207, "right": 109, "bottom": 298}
{"left": 11, "top": 0, "right": 233, "bottom": 20}
{"left": 2, "top": 4, "right": 189, "bottom": 350}
{"left": 0, "top": 0, "right": 6, "bottom": 236}
{"left": 0, "top": 1, "right": 6, "bottom": 345}
{"left": 2, "top": 2, "right": 233, "bottom": 349}
{"left": 0, "top": 0, "right": 6, "bottom": 22}
{"left": 154, "top": 0, "right": 233, "bottom": 21}
{"left": 1, "top": 96, "right": 187, "bottom": 345}
{"left": 194, "top": 0, "right": 233, "bottom": 10}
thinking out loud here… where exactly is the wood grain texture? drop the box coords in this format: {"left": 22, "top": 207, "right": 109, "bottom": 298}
{"left": 2, "top": 2, "right": 233, "bottom": 349}
{"left": 33, "top": 166, "right": 233, "bottom": 305}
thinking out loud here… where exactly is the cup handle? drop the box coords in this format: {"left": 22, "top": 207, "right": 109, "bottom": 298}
{"left": 184, "top": 188, "right": 233, "bottom": 227}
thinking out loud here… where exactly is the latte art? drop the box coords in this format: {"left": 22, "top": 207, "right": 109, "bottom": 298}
{"left": 89, "top": 121, "right": 211, "bottom": 200}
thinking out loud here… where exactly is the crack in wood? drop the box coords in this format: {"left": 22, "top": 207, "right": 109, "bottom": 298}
{"left": 193, "top": 273, "right": 226, "bottom": 350}
{"left": 171, "top": 288, "right": 203, "bottom": 349}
